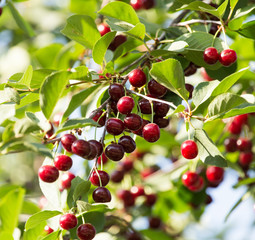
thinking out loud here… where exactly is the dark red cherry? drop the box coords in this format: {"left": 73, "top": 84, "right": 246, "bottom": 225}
{"left": 181, "top": 140, "right": 198, "bottom": 159}
{"left": 130, "top": 186, "right": 145, "bottom": 198}
{"left": 60, "top": 172, "right": 75, "bottom": 189}
{"left": 59, "top": 213, "right": 77, "bottom": 230}
{"left": 97, "top": 23, "right": 111, "bottom": 36}
{"left": 92, "top": 110, "right": 106, "bottom": 127}
{"left": 97, "top": 152, "right": 108, "bottom": 165}
{"left": 219, "top": 49, "right": 237, "bottom": 66}
{"left": 118, "top": 136, "right": 136, "bottom": 153}
{"left": 77, "top": 223, "right": 96, "bottom": 240}
{"left": 44, "top": 225, "right": 54, "bottom": 234}
{"left": 138, "top": 99, "right": 152, "bottom": 114}
{"left": 206, "top": 166, "right": 224, "bottom": 184}
{"left": 143, "top": 123, "right": 160, "bottom": 142}
{"left": 124, "top": 113, "right": 143, "bottom": 131}
{"left": 184, "top": 62, "right": 197, "bottom": 76}
{"left": 72, "top": 140, "right": 91, "bottom": 157}
{"left": 119, "top": 158, "right": 134, "bottom": 172}
{"left": 45, "top": 122, "right": 54, "bottom": 139}
{"left": 117, "top": 96, "right": 135, "bottom": 115}
{"left": 108, "top": 35, "right": 127, "bottom": 51}
{"left": 93, "top": 187, "right": 111, "bottom": 203}
{"left": 90, "top": 170, "right": 110, "bottom": 187}
{"left": 224, "top": 137, "right": 237, "bottom": 152}
{"left": 105, "top": 143, "right": 124, "bottom": 161}
{"left": 61, "top": 134, "right": 77, "bottom": 152}
{"left": 148, "top": 79, "right": 167, "bottom": 97}
{"left": 149, "top": 217, "right": 161, "bottom": 229}
{"left": 228, "top": 120, "right": 242, "bottom": 135}
{"left": 54, "top": 155, "right": 73, "bottom": 171}
{"left": 111, "top": 170, "right": 125, "bottom": 183}
{"left": 128, "top": 69, "right": 147, "bottom": 88}
{"left": 108, "top": 84, "right": 125, "bottom": 102}
{"left": 185, "top": 84, "right": 194, "bottom": 99}
{"left": 38, "top": 165, "right": 59, "bottom": 183}
{"left": 239, "top": 152, "right": 253, "bottom": 167}
{"left": 106, "top": 118, "right": 125, "bottom": 135}
{"left": 130, "top": 0, "right": 143, "bottom": 10}
{"left": 145, "top": 193, "right": 157, "bottom": 206}
{"left": 0, "top": 8, "right": 3, "bottom": 16}
{"left": 153, "top": 102, "right": 170, "bottom": 117}
{"left": 132, "top": 119, "right": 150, "bottom": 136}
{"left": 85, "top": 142, "right": 98, "bottom": 160}
{"left": 142, "top": 0, "right": 155, "bottom": 9}
{"left": 153, "top": 116, "right": 169, "bottom": 128}
{"left": 126, "top": 232, "right": 142, "bottom": 240}
{"left": 203, "top": 47, "right": 219, "bottom": 64}
{"left": 88, "top": 140, "right": 103, "bottom": 157}
{"left": 237, "top": 138, "right": 252, "bottom": 152}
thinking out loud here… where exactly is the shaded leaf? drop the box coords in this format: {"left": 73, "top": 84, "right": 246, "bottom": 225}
{"left": 0, "top": 88, "right": 20, "bottom": 105}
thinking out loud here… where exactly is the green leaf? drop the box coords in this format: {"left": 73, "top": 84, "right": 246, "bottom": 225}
{"left": 73, "top": 181, "right": 91, "bottom": 202}
{"left": 25, "top": 112, "right": 52, "bottom": 132}
{"left": 194, "top": 129, "right": 227, "bottom": 167}
{"left": 0, "top": 232, "right": 14, "bottom": 240}
{"left": 82, "top": 211, "right": 105, "bottom": 232}
{"left": 230, "top": 0, "right": 239, "bottom": 10}
{"left": 70, "top": 66, "right": 92, "bottom": 81}
{"left": 21, "top": 200, "right": 41, "bottom": 215}
{"left": 67, "top": 177, "right": 85, "bottom": 208}
{"left": 56, "top": 118, "right": 99, "bottom": 134}
{"left": 23, "top": 222, "right": 45, "bottom": 240}
{"left": 0, "top": 88, "right": 20, "bottom": 105}
{"left": 208, "top": 93, "right": 247, "bottom": 117}
{"left": 41, "top": 230, "right": 61, "bottom": 240}
{"left": 63, "top": 85, "right": 100, "bottom": 121}
{"left": 18, "top": 65, "right": 33, "bottom": 88}
{"left": 0, "top": 104, "right": 16, "bottom": 125}
{"left": 7, "top": 2, "right": 35, "bottom": 37}
{"left": 149, "top": 59, "right": 189, "bottom": 100}
{"left": 93, "top": 31, "right": 117, "bottom": 65}
{"left": 168, "top": 41, "right": 189, "bottom": 53}
{"left": 98, "top": 2, "right": 139, "bottom": 25}
{"left": 168, "top": 0, "right": 194, "bottom": 12}
{"left": 25, "top": 210, "right": 62, "bottom": 231}
{"left": 61, "top": 15, "right": 101, "bottom": 49}
{"left": 126, "top": 23, "right": 146, "bottom": 41}
{"left": 237, "top": 20, "right": 255, "bottom": 39}
{"left": 232, "top": 5, "right": 255, "bottom": 20}
{"left": 40, "top": 71, "right": 71, "bottom": 119}
{"left": 217, "top": 0, "right": 229, "bottom": 17}
{"left": 140, "top": 229, "right": 173, "bottom": 240}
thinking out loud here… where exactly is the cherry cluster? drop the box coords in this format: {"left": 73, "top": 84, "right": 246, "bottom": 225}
{"left": 130, "top": 0, "right": 155, "bottom": 11}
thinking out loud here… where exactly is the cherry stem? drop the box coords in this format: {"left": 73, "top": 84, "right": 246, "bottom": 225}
{"left": 94, "top": 167, "right": 102, "bottom": 187}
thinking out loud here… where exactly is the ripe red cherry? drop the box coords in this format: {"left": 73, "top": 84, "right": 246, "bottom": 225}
{"left": 60, "top": 172, "right": 75, "bottom": 189}
{"left": 88, "top": 140, "right": 103, "bottom": 157}
{"left": 118, "top": 136, "right": 136, "bottom": 153}
{"left": 111, "top": 170, "right": 125, "bottom": 183}
{"left": 85, "top": 142, "right": 98, "bottom": 160}
{"left": 228, "top": 120, "right": 242, "bottom": 134}
{"left": 130, "top": 186, "right": 145, "bottom": 198}
{"left": 105, "top": 143, "right": 124, "bottom": 161}
{"left": 106, "top": 118, "right": 125, "bottom": 135}
{"left": 77, "top": 223, "right": 96, "bottom": 240}
{"left": 182, "top": 171, "right": 200, "bottom": 187}
{"left": 108, "top": 35, "right": 127, "bottom": 51}
{"left": 185, "top": 84, "right": 194, "bottom": 99}
{"left": 224, "top": 137, "right": 237, "bottom": 152}
{"left": 61, "top": 134, "right": 77, "bottom": 152}
{"left": 92, "top": 110, "right": 106, "bottom": 127}
{"left": 130, "top": 0, "right": 143, "bottom": 10}
{"left": 97, "top": 23, "right": 110, "bottom": 36}
{"left": 54, "top": 155, "right": 72, "bottom": 171}
{"left": 138, "top": 99, "right": 152, "bottom": 114}
{"left": 44, "top": 225, "right": 54, "bottom": 234}
{"left": 97, "top": 152, "right": 108, "bottom": 165}
{"left": 59, "top": 213, "right": 77, "bottom": 230}
{"left": 126, "top": 232, "right": 142, "bottom": 240}
{"left": 148, "top": 79, "right": 167, "bottom": 97}
{"left": 90, "top": 170, "right": 110, "bottom": 187}
{"left": 149, "top": 217, "right": 161, "bottom": 229}
{"left": 124, "top": 113, "right": 142, "bottom": 131}
{"left": 38, "top": 165, "right": 59, "bottom": 183}
{"left": 72, "top": 140, "right": 91, "bottom": 157}
{"left": 45, "top": 122, "right": 54, "bottom": 138}
{"left": 203, "top": 47, "right": 219, "bottom": 64}
{"left": 153, "top": 102, "right": 170, "bottom": 117}
{"left": 132, "top": 119, "right": 150, "bottom": 136}
{"left": 181, "top": 140, "right": 198, "bottom": 159}
{"left": 93, "top": 187, "right": 111, "bottom": 203}
{"left": 234, "top": 114, "right": 248, "bottom": 126}
{"left": 206, "top": 166, "right": 224, "bottom": 184}
{"left": 145, "top": 193, "right": 157, "bottom": 206}
{"left": 143, "top": 123, "right": 160, "bottom": 143}
{"left": 119, "top": 158, "right": 134, "bottom": 172}
{"left": 219, "top": 49, "right": 237, "bottom": 66}
{"left": 128, "top": 69, "right": 147, "bottom": 88}
{"left": 117, "top": 96, "right": 135, "bottom": 115}
{"left": 239, "top": 152, "right": 253, "bottom": 167}
{"left": 237, "top": 138, "right": 252, "bottom": 152}
{"left": 108, "top": 84, "right": 125, "bottom": 102}
{"left": 142, "top": 0, "right": 155, "bottom": 9}
{"left": 201, "top": 68, "right": 214, "bottom": 81}
{"left": 153, "top": 116, "right": 169, "bottom": 128}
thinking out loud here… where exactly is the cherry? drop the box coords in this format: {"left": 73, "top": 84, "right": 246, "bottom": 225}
{"left": 130, "top": 186, "right": 145, "bottom": 198}
{"left": 86, "top": 142, "right": 98, "bottom": 160}
{"left": 117, "top": 96, "right": 135, "bottom": 115}
{"left": 110, "top": 100, "right": 118, "bottom": 115}
{"left": 181, "top": 140, "right": 198, "bottom": 159}
{"left": 130, "top": 0, "right": 143, "bottom": 10}
{"left": 228, "top": 120, "right": 242, "bottom": 135}
{"left": 0, "top": 8, "right": 3, "bottom": 16}
{"left": 239, "top": 152, "right": 253, "bottom": 167}
{"left": 61, "top": 134, "right": 77, "bottom": 152}
{"left": 108, "top": 35, "right": 127, "bottom": 51}
{"left": 126, "top": 232, "right": 142, "bottom": 240}
{"left": 93, "top": 187, "right": 111, "bottom": 203}
{"left": 142, "top": 0, "right": 155, "bottom": 9}
{"left": 185, "top": 84, "right": 194, "bottom": 99}
{"left": 72, "top": 140, "right": 91, "bottom": 157}
{"left": 105, "top": 143, "right": 124, "bottom": 161}
{"left": 118, "top": 136, "right": 136, "bottom": 153}
{"left": 237, "top": 138, "right": 252, "bottom": 152}
{"left": 117, "top": 189, "right": 135, "bottom": 207}
{"left": 60, "top": 172, "right": 75, "bottom": 189}
{"left": 206, "top": 194, "right": 213, "bottom": 205}
{"left": 111, "top": 170, "right": 125, "bottom": 183}
{"left": 92, "top": 110, "right": 106, "bottom": 127}
{"left": 108, "top": 84, "right": 125, "bottom": 102}
{"left": 53, "top": 112, "right": 63, "bottom": 127}
{"left": 182, "top": 171, "right": 200, "bottom": 188}
{"left": 206, "top": 166, "right": 224, "bottom": 184}
{"left": 119, "top": 158, "right": 134, "bottom": 172}
{"left": 153, "top": 116, "right": 169, "bottom": 128}
{"left": 138, "top": 99, "right": 152, "bottom": 114}
{"left": 124, "top": 113, "right": 143, "bottom": 131}
{"left": 97, "top": 23, "right": 111, "bottom": 36}
{"left": 44, "top": 225, "right": 54, "bottom": 234}
{"left": 224, "top": 137, "right": 237, "bottom": 152}
{"left": 201, "top": 68, "right": 214, "bottom": 81}
{"left": 143, "top": 123, "right": 160, "bottom": 142}
{"left": 77, "top": 223, "right": 96, "bottom": 240}
{"left": 145, "top": 193, "right": 157, "bottom": 206}
{"left": 59, "top": 213, "right": 77, "bottom": 230}
{"left": 148, "top": 79, "right": 167, "bottom": 97}
{"left": 203, "top": 47, "right": 219, "bottom": 64}
{"left": 188, "top": 177, "right": 204, "bottom": 192}
{"left": 54, "top": 155, "right": 72, "bottom": 171}
{"left": 38, "top": 165, "right": 59, "bottom": 183}
{"left": 106, "top": 118, "right": 125, "bottom": 135}
{"left": 132, "top": 119, "right": 150, "bottom": 136}
{"left": 90, "top": 170, "right": 110, "bottom": 187}
{"left": 234, "top": 114, "right": 248, "bottom": 126}
{"left": 97, "top": 152, "right": 108, "bottom": 165}
{"left": 219, "top": 49, "right": 237, "bottom": 66}
{"left": 45, "top": 122, "right": 54, "bottom": 138}
{"left": 209, "top": 24, "right": 221, "bottom": 37}
{"left": 88, "top": 140, "right": 103, "bottom": 157}
{"left": 153, "top": 101, "right": 170, "bottom": 117}
{"left": 184, "top": 62, "right": 197, "bottom": 76}
{"left": 128, "top": 69, "right": 147, "bottom": 88}
{"left": 149, "top": 217, "right": 161, "bottom": 229}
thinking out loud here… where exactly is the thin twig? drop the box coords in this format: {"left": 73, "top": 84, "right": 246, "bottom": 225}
{"left": 173, "top": 19, "right": 221, "bottom": 27}
{"left": 88, "top": 98, "right": 111, "bottom": 119}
